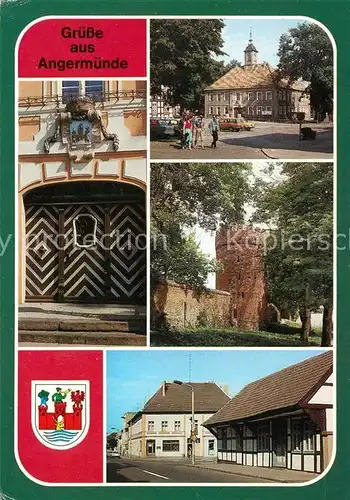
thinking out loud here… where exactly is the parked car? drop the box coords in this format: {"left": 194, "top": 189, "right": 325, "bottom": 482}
{"left": 219, "top": 117, "right": 255, "bottom": 132}
{"left": 107, "top": 449, "right": 121, "bottom": 458}
{"left": 150, "top": 117, "right": 181, "bottom": 140}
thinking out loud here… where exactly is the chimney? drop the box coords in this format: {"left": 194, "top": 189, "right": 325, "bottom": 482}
{"left": 221, "top": 384, "right": 230, "bottom": 395}
{"left": 162, "top": 381, "right": 167, "bottom": 396}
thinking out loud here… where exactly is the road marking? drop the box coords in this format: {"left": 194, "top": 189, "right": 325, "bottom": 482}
{"left": 141, "top": 469, "right": 170, "bottom": 480}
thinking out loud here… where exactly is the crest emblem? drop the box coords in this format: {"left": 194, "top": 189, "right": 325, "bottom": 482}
{"left": 31, "top": 380, "right": 89, "bottom": 450}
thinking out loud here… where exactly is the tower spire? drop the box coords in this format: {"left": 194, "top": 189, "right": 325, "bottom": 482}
{"left": 249, "top": 27, "right": 253, "bottom": 43}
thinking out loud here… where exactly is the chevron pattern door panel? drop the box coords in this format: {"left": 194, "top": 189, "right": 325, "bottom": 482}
{"left": 25, "top": 205, "right": 60, "bottom": 299}
{"left": 63, "top": 204, "right": 108, "bottom": 300}
{"left": 109, "top": 204, "right": 146, "bottom": 300}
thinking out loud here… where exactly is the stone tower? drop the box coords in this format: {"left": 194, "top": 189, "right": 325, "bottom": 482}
{"left": 215, "top": 226, "right": 268, "bottom": 330}
{"left": 244, "top": 29, "right": 258, "bottom": 66}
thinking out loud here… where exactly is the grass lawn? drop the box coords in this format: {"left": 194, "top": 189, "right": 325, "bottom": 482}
{"left": 151, "top": 327, "right": 322, "bottom": 347}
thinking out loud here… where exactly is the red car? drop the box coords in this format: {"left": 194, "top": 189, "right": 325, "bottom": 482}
{"left": 219, "top": 118, "right": 254, "bottom": 132}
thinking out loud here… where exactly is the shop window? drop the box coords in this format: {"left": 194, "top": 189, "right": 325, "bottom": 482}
{"left": 163, "top": 440, "right": 180, "bottom": 452}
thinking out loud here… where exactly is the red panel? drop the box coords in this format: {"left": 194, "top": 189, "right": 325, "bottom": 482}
{"left": 18, "top": 18, "right": 146, "bottom": 77}
{"left": 17, "top": 350, "right": 103, "bottom": 483}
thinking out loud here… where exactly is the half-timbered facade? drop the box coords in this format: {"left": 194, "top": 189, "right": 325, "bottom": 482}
{"left": 18, "top": 80, "right": 147, "bottom": 304}
{"left": 204, "top": 351, "right": 333, "bottom": 474}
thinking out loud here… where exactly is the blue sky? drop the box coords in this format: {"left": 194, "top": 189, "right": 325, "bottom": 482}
{"left": 107, "top": 349, "right": 325, "bottom": 432}
{"left": 218, "top": 18, "right": 308, "bottom": 66}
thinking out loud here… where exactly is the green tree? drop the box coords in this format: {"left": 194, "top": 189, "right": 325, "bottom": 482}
{"left": 277, "top": 22, "right": 333, "bottom": 120}
{"left": 253, "top": 163, "right": 333, "bottom": 346}
{"left": 151, "top": 162, "right": 252, "bottom": 291}
{"left": 150, "top": 19, "right": 227, "bottom": 112}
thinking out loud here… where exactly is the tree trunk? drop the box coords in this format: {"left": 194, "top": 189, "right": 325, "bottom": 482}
{"left": 299, "top": 307, "right": 311, "bottom": 342}
{"left": 321, "top": 304, "right": 333, "bottom": 347}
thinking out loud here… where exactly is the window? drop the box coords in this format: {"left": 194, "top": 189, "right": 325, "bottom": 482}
{"left": 209, "top": 106, "right": 213, "bottom": 115}
{"left": 248, "top": 92, "right": 254, "bottom": 100}
{"left": 266, "top": 91, "right": 272, "bottom": 100}
{"left": 257, "top": 106, "right": 262, "bottom": 116}
{"left": 162, "top": 440, "right": 180, "bottom": 452}
{"left": 217, "top": 427, "right": 223, "bottom": 450}
{"left": 232, "top": 93, "right": 236, "bottom": 102}
{"left": 248, "top": 106, "right": 253, "bottom": 115}
{"left": 208, "top": 439, "right": 215, "bottom": 454}
{"left": 217, "top": 107, "right": 221, "bottom": 116}
{"left": 174, "top": 421, "right": 181, "bottom": 431}
{"left": 224, "top": 106, "right": 229, "bottom": 115}
{"left": 265, "top": 106, "right": 272, "bottom": 113}
{"left": 257, "top": 92, "right": 262, "bottom": 100}
{"left": 62, "top": 81, "right": 80, "bottom": 102}
{"left": 291, "top": 420, "right": 301, "bottom": 451}
{"left": 148, "top": 421, "right": 155, "bottom": 432}
{"left": 62, "top": 80, "right": 104, "bottom": 103}
{"left": 257, "top": 424, "right": 270, "bottom": 451}
{"left": 223, "top": 93, "right": 229, "bottom": 101}
{"left": 209, "top": 94, "right": 213, "bottom": 101}
{"left": 303, "top": 420, "right": 314, "bottom": 452}
{"left": 236, "top": 92, "right": 241, "bottom": 101}
{"left": 194, "top": 419, "right": 199, "bottom": 434}
{"left": 161, "top": 421, "right": 168, "bottom": 431}
{"left": 85, "top": 80, "right": 103, "bottom": 101}
{"left": 217, "top": 94, "right": 221, "bottom": 102}
{"left": 236, "top": 428, "right": 243, "bottom": 451}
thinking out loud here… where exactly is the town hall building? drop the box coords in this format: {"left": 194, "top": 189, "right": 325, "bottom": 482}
{"left": 204, "top": 32, "right": 311, "bottom": 121}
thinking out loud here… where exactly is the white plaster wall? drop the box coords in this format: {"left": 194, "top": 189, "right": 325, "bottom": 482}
{"left": 303, "top": 454, "right": 315, "bottom": 472}
{"left": 308, "top": 385, "right": 333, "bottom": 405}
{"left": 291, "top": 454, "right": 302, "bottom": 470}
{"left": 18, "top": 102, "right": 146, "bottom": 156}
{"left": 326, "top": 408, "right": 333, "bottom": 432}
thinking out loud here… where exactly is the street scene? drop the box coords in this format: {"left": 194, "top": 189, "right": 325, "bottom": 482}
{"left": 151, "top": 120, "right": 333, "bottom": 159}
{"left": 106, "top": 456, "right": 269, "bottom": 483}
{"left": 106, "top": 350, "right": 333, "bottom": 484}
{"left": 150, "top": 19, "right": 333, "bottom": 160}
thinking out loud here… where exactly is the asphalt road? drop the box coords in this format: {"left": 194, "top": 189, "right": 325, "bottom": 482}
{"left": 107, "top": 457, "right": 270, "bottom": 483}
{"left": 151, "top": 121, "right": 333, "bottom": 160}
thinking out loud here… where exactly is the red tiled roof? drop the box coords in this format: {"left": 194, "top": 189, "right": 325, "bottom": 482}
{"left": 204, "top": 351, "right": 333, "bottom": 426}
{"left": 206, "top": 63, "right": 308, "bottom": 92}
{"left": 143, "top": 382, "right": 230, "bottom": 413}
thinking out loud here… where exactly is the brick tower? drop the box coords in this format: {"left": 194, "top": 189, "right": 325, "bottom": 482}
{"left": 215, "top": 226, "right": 268, "bottom": 330}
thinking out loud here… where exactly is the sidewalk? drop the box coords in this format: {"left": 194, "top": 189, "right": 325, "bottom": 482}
{"left": 189, "top": 462, "right": 319, "bottom": 483}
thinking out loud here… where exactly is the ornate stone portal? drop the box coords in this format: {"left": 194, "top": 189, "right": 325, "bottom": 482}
{"left": 44, "top": 97, "right": 119, "bottom": 161}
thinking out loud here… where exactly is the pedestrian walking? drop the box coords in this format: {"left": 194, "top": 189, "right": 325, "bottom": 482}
{"left": 209, "top": 116, "right": 220, "bottom": 148}
{"left": 183, "top": 115, "right": 193, "bottom": 149}
{"left": 194, "top": 116, "right": 204, "bottom": 149}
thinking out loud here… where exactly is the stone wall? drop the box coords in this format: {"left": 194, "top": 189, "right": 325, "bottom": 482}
{"left": 154, "top": 281, "right": 231, "bottom": 329}
{"left": 216, "top": 226, "right": 268, "bottom": 331}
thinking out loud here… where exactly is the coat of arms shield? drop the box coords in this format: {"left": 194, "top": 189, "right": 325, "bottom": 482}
{"left": 31, "top": 380, "right": 89, "bottom": 450}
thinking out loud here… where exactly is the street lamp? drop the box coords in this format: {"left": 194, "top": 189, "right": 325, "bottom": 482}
{"left": 173, "top": 380, "right": 195, "bottom": 465}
